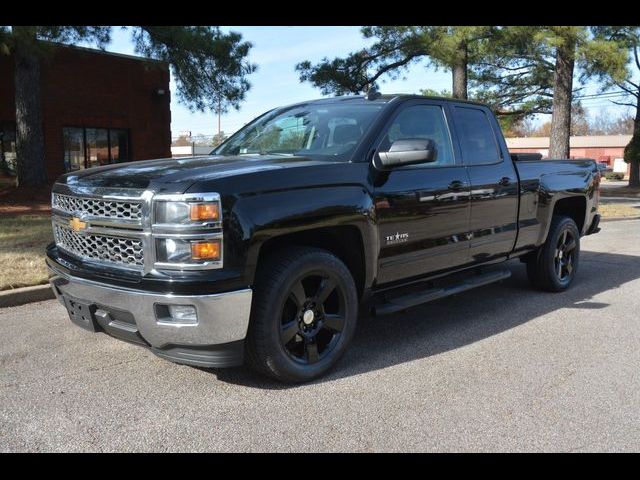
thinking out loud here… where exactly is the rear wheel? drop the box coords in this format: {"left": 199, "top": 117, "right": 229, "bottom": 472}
{"left": 526, "top": 215, "right": 580, "bottom": 292}
{"left": 245, "top": 247, "right": 358, "bottom": 383}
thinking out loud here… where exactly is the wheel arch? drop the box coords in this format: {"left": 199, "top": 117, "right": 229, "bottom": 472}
{"left": 537, "top": 194, "right": 588, "bottom": 246}
{"left": 251, "top": 225, "right": 369, "bottom": 300}
{"left": 552, "top": 196, "right": 587, "bottom": 232}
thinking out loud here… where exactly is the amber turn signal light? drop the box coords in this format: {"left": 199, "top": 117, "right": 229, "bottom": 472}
{"left": 191, "top": 241, "right": 221, "bottom": 261}
{"left": 190, "top": 203, "right": 220, "bottom": 221}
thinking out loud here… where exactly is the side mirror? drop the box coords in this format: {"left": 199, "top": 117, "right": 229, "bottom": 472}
{"left": 377, "top": 139, "right": 436, "bottom": 168}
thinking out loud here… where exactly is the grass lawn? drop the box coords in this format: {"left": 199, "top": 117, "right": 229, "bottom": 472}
{"left": 0, "top": 214, "right": 53, "bottom": 291}
{"left": 599, "top": 203, "right": 640, "bottom": 219}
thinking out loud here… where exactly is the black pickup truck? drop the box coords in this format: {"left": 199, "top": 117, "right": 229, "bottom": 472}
{"left": 47, "top": 94, "right": 601, "bottom": 382}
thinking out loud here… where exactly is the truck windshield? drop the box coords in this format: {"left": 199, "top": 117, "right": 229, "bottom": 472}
{"left": 213, "top": 103, "right": 383, "bottom": 161}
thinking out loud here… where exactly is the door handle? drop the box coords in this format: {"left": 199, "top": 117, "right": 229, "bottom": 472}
{"left": 448, "top": 180, "right": 464, "bottom": 191}
{"left": 498, "top": 177, "right": 511, "bottom": 186}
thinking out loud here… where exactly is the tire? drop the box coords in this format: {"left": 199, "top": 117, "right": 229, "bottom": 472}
{"left": 526, "top": 215, "right": 580, "bottom": 292}
{"left": 245, "top": 247, "right": 358, "bottom": 383}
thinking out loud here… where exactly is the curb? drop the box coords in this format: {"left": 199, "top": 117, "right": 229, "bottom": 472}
{"left": 0, "top": 284, "right": 55, "bottom": 309}
{"left": 599, "top": 197, "right": 640, "bottom": 203}
{"left": 600, "top": 216, "right": 640, "bottom": 223}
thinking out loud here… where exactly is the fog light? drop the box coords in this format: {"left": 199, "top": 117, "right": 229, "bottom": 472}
{"left": 169, "top": 305, "right": 197, "bottom": 323}
{"left": 155, "top": 304, "right": 198, "bottom": 325}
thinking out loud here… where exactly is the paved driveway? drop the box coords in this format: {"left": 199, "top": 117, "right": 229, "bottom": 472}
{"left": 1, "top": 220, "right": 640, "bottom": 452}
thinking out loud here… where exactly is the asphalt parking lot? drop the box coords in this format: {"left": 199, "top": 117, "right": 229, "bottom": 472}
{"left": 1, "top": 219, "right": 640, "bottom": 452}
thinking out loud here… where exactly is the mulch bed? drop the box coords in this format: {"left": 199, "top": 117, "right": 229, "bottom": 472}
{"left": 0, "top": 185, "right": 52, "bottom": 217}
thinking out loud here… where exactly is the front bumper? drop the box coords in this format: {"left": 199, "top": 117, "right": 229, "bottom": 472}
{"left": 49, "top": 266, "right": 253, "bottom": 368}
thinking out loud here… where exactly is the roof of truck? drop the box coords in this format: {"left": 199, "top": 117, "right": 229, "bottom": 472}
{"left": 295, "top": 94, "right": 489, "bottom": 108}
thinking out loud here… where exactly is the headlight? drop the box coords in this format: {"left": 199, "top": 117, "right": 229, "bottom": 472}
{"left": 155, "top": 200, "right": 220, "bottom": 225}
{"left": 152, "top": 193, "right": 223, "bottom": 271}
{"left": 155, "top": 238, "right": 221, "bottom": 264}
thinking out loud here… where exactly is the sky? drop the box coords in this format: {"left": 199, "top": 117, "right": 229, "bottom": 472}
{"left": 99, "top": 26, "right": 631, "bottom": 138}
{"left": 101, "top": 26, "right": 443, "bottom": 137}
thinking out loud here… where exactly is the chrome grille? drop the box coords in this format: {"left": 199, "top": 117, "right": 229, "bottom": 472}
{"left": 52, "top": 193, "right": 142, "bottom": 221}
{"left": 53, "top": 224, "right": 144, "bottom": 268}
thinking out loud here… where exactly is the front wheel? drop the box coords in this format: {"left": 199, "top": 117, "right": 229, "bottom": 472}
{"left": 245, "top": 247, "right": 358, "bottom": 383}
{"left": 527, "top": 215, "right": 580, "bottom": 292}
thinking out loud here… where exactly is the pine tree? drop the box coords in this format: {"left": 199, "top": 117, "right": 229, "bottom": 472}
{"left": 584, "top": 26, "right": 640, "bottom": 187}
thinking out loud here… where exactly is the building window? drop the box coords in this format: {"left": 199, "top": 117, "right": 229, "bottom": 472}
{"left": 63, "top": 127, "right": 130, "bottom": 172}
{"left": 86, "top": 128, "right": 110, "bottom": 168}
{"left": 63, "top": 128, "right": 85, "bottom": 172}
{"left": 0, "top": 122, "right": 17, "bottom": 176}
{"left": 110, "top": 129, "right": 129, "bottom": 163}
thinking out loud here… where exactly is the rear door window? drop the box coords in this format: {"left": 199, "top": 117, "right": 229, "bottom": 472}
{"left": 452, "top": 107, "right": 501, "bottom": 165}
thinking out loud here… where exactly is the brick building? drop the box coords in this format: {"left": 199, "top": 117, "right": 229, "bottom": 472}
{"left": 506, "top": 135, "right": 632, "bottom": 176}
{"left": 0, "top": 43, "right": 171, "bottom": 181}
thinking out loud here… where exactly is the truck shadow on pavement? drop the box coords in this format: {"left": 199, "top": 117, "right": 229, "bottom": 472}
{"left": 210, "top": 250, "right": 640, "bottom": 389}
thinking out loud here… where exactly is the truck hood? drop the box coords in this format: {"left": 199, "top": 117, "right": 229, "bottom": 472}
{"left": 57, "top": 154, "right": 334, "bottom": 193}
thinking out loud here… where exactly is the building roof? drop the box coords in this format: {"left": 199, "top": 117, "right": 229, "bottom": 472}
{"left": 41, "top": 40, "right": 168, "bottom": 66}
{"left": 506, "top": 135, "right": 632, "bottom": 149}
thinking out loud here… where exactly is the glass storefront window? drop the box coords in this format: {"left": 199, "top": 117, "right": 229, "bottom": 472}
{"left": 63, "top": 127, "right": 85, "bottom": 172}
{"left": 62, "top": 127, "right": 130, "bottom": 172}
{"left": 0, "top": 122, "right": 17, "bottom": 176}
{"left": 110, "top": 129, "right": 129, "bottom": 163}
{"left": 86, "top": 128, "right": 110, "bottom": 168}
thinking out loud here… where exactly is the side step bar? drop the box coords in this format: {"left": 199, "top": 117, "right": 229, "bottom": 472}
{"left": 372, "top": 269, "right": 512, "bottom": 316}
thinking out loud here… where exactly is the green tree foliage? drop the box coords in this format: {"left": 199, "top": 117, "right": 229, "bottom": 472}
{"left": 469, "top": 26, "right": 555, "bottom": 120}
{"left": 0, "top": 26, "right": 256, "bottom": 187}
{"left": 296, "top": 26, "right": 499, "bottom": 100}
{"left": 296, "top": 26, "right": 568, "bottom": 128}
{"left": 475, "top": 26, "right": 627, "bottom": 159}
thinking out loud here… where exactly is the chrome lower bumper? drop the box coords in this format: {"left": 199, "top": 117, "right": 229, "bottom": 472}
{"left": 49, "top": 268, "right": 253, "bottom": 351}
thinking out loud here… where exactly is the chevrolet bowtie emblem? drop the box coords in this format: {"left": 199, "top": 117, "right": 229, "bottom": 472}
{"left": 69, "top": 217, "right": 87, "bottom": 232}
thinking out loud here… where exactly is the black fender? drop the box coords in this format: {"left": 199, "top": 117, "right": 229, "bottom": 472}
{"left": 512, "top": 159, "right": 599, "bottom": 254}
{"left": 226, "top": 185, "right": 378, "bottom": 289}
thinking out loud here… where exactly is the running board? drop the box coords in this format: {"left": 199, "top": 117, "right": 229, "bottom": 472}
{"left": 372, "top": 269, "right": 512, "bottom": 316}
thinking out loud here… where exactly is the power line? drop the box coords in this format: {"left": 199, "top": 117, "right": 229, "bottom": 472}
{"left": 574, "top": 91, "right": 629, "bottom": 99}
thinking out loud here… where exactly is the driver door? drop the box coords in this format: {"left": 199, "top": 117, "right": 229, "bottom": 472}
{"left": 373, "top": 101, "right": 471, "bottom": 285}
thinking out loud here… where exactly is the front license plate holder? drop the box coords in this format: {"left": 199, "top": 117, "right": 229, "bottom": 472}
{"left": 63, "top": 296, "right": 99, "bottom": 332}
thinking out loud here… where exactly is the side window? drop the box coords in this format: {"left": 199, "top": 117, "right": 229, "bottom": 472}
{"left": 452, "top": 107, "right": 501, "bottom": 165}
{"left": 380, "top": 105, "right": 455, "bottom": 167}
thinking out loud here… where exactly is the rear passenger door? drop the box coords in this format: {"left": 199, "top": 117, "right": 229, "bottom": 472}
{"left": 450, "top": 105, "right": 519, "bottom": 263}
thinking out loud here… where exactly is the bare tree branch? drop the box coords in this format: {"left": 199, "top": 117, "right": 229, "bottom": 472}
{"left": 615, "top": 81, "right": 640, "bottom": 98}
{"left": 612, "top": 100, "right": 638, "bottom": 108}
{"left": 625, "top": 79, "right": 640, "bottom": 90}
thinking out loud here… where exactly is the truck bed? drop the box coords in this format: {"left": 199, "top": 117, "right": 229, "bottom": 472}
{"left": 513, "top": 158, "right": 599, "bottom": 254}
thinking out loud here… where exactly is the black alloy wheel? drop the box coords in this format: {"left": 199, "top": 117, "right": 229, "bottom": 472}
{"left": 245, "top": 247, "right": 358, "bottom": 383}
{"left": 527, "top": 215, "right": 581, "bottom": 292}
{"left": 554, "top": 228, "right": 577, "bottom": 283}
{"left": 279, "top": 270, "right": 347, "bottom": 365}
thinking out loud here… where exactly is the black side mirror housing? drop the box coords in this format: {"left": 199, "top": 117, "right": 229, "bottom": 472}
{"left": 376, "top": 138, "right": 436, "bottom": 169}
